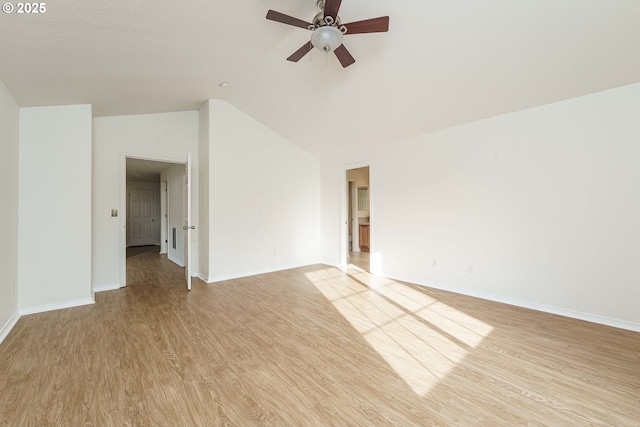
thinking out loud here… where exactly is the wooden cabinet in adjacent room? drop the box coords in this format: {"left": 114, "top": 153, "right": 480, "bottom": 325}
{"left": 359, "top": 224, "right": 370, "bottom": 252}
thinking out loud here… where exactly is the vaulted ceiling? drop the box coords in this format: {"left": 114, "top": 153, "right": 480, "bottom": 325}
{"left": 1, "top": 0, "right": 639, "bottom": 158}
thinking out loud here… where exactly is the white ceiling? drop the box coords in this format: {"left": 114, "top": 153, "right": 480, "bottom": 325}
{"left": 1, "top": 0, "right": 640, "bottom": 159}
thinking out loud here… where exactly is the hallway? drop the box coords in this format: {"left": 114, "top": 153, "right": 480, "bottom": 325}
{"left": 348, "top": 250, "right": 370, "bottom": 272}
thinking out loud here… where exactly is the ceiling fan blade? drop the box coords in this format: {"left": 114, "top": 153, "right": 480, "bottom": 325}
{"left": 323, "top": 0, "right": 343, "bottom": 20}
{"left": 266, "top": 10, "right": 312, "bottom": 30}
{"left": 334, "top": 44, "right": 355, "bottom": 68}
{"left": 287, "top": 42, "right": 313, "bottom": 62}
{"left": 343, "top": 16, "right": 389, "bottom": 34}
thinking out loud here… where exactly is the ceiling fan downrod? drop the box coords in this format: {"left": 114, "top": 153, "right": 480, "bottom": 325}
{"left": 309, "top": 0, "right": 347, "bottom": 34}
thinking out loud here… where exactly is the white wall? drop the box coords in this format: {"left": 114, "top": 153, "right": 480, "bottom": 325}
{"left": 0, "top": 80, "right": 20, "bottom": 340}
{"left": 322, "top": 82, "right": 640, "bottom": 330}
{"left": 198, "top": 101, "right": 210, "bottom": 281}
{"left": 92, "top": 111, "right": 199, "bottom": 290}
{"left": 19, "top": 105, "right": 93, "bottom": 312}
{"left": 162, "top": 164, "right": 185, "bottom": 266}
{"left": 207, "top": 100, "right": 321, "bottom": 281}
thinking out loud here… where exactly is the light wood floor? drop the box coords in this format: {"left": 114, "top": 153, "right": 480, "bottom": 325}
{"left": 348, "top": 250, "right": 370, "bottom": 272}
{"left": 1, "top": 251, "right": 639, "bottom": 426}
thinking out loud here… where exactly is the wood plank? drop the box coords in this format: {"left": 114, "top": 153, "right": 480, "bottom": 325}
{"left": 0, "top": 248, "right": 638, "bottom": 425}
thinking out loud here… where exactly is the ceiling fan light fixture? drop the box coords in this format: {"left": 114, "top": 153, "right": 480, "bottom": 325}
{"left": 311, "top": 25, "right": 343, "bottom": 53}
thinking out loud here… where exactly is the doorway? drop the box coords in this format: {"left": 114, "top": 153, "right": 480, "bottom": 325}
{"left": 343, "top": 165, "right": 371, "bottom": 272}
{"left": 122, "top": 155, "right": 193, "bottom": 290}
{"left": 126, "top": 159, "right": 166, "bottom": 252}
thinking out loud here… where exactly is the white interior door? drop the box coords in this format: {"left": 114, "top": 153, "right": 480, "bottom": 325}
{"left": 129, "top": 189, "right": 157, "bottom": 246}
{"left": 183, "top": 153, "right": 193, "bottom": 290}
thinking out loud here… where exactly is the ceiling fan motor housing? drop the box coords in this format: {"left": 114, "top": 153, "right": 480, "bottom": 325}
{"left": 310, "top": 12, "right": 347, "bottom": 31}
{"left": 310, "top": 25, "right": 344, "bottom": 52}
{"left": 309, "top": 7, "right": 348, "bottom": 53}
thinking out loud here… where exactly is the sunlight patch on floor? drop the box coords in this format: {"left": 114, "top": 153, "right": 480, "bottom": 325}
{"left": 307, "top": 268, "right": 494, "bottom": 396}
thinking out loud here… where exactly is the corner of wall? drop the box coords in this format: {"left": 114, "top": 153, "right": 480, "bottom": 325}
{"left": 0, "top": 311, "right": 21, "bottom": 345}
{"left": 207, "top": 99, "right": 322, "bottom": 279}
{"left": 198, "top": 100, "right": 211, "bottom": 280}
{"left": 0, "top": 79, "right": 20, "bottom": 342}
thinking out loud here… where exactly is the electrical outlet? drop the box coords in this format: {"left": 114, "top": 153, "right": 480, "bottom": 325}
{"left": 432, "top": 258, "right": 437, "bottom": 268}
{"left": 468, "top": 264, "right": 474, "bottom": 274}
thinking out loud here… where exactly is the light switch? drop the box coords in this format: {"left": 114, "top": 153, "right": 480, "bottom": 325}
{"left": 111, "top": 209, "right": 118, "bottom": 217}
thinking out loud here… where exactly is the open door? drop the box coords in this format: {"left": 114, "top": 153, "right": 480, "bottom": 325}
{"left": 183, "top": 153, "right": 193, "bottom": 290}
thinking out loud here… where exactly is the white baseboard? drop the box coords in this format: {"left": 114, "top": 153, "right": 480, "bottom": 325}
{"left": 0, "top": 311, "right": 21, "bottom": 345}
{"left": 207, "top": 263, "right": 316, "bottom": 284}
{"left": 93, "top": 283, "right": 122, "bottom": 293}
{"left": 388, "top": 274, "right": 640, "bottom": 333}
{"left": 167, "top": 254, "right": 184, "bottom": 267}
{"left": 19, "top": 297, "right": 95, "bottom": 316}
{"left": 197, "top": 273, "right": 208, "bottom": 282}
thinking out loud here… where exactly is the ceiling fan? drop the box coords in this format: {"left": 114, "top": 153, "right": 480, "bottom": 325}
{"left": 266, "top": 0, "right": 389, "bottom": 68}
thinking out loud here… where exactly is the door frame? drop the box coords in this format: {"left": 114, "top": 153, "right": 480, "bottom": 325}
{"left": 184, "top": 153, "right": 193, "bottom": 290}
{"left": 340, "top": 161, "right": 372, "bottom": 269}
{"left": 119, "top": 152, "right": 187, "bottom": 287}
{"left": 160, "top": 179, "right": 168, "bottom": 255}
{"left": 348, "top": 179, "right": 358, "bottom": 253}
